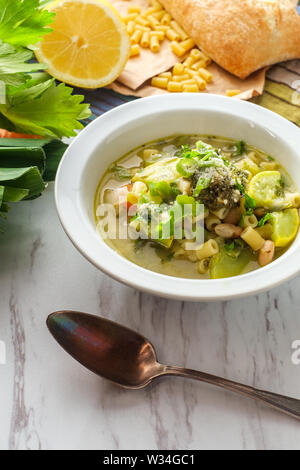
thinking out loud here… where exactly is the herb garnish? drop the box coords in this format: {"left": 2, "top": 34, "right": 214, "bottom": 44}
{"left": 225, "top": 239, "right": 244, "bottom": 258}
{"left": 233, "top": 141, "right": 247, "bottom": 157}
{"left": 257, "top": 213, "right": 273, "bottom": 227}
{"left": 235, "top": 179, "right": 256, "bottom": 214}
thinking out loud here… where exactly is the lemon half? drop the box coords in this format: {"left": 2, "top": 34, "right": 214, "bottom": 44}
{"left": 35, "top": 0, "right": 130, "bottom": 88}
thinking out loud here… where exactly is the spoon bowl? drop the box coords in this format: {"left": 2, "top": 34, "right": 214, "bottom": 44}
{"left": 47, "top": 311, "right": 300, "bottom": 420}
{"left": 47, "top": 311, "right": 163, "bottom": 388}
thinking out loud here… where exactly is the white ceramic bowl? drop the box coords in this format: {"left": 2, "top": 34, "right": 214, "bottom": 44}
{"left": 55, "top": 94, "right": 300, "bottom": 301}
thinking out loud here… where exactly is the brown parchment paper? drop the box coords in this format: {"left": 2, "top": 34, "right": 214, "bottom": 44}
{"left": 107, "top": 0, "right": 266, "bottom": 99}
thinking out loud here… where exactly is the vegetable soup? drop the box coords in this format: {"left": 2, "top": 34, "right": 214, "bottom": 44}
{"left": 95, "top": 135, "right": 300, "bottom": 279}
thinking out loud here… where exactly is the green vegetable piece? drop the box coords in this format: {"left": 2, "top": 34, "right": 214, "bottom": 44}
{"left": 257, "top": 212, "right": 273, "bottom": 227}
{"left": 244, "top": 193, "right": 256, "bottom": 214}
{"left": 210, "top": 246, "right": 253, "bottom": 279}
{"left": 176, "top": 195, "right": 195, "bottom": 206}
{"left": 110, "top": 164, "right": 132, "bottom": 181}
{"left": 0, "top": 41, "right": 44, "bottom": 87}
{"left": 233, "top": 141, "right": 247, "bottom": 157}
{"left": 0, "top": 166, "right": 45, "bottom": 199}
{"left": 0, "top": 137, "right": 52, "bottom": 148}
{"left": 270, "top": 208, "right": 299, "bottom": 247}
{"left": 0, "top": 0, "right": 55, "bottom": 47}
{"left": 2, "top": 186, "right": 29, "bottom": 202}
{"left": 149, "top": 181, "right": 179, "bottom": 201}
{"left": 176, "top": 194, "right": 199, "bottom": 217}
{"left": 224, "top": 241, "right": 235, "bottom": 253}
{"left": 177, "top": 145, "right": 199, "bottom": 159}
{"left": 239, "top": 214, "right": 245, "bottom": 228}
{"left": 0, "top": 140, "right": 67, "bottom": 183}
{"left": 235, "top": 179, "right": 245, "bottom": 194}
{"left": 155, "top": 212, "right": 175, "bottom": 239}
{"left": 235, "top": 179, "right": 256, "bottom": 214}
{"left": 176, "top": 157, "right": 198, "bottom": 177}
{"left": 196, "top": 140, "right": 213, "bottom": 152}
{"left": 133, "top": 158, "right": 180, "bottom": 184}
{"left": 224, "top": 239, "right": 244, "bottom": 259}
{"left": 0, "top": 80, "right": 91, "bottom": 138}
{"left": 0, "top": 146, "right": 46, "bottom": 174}
{"left": 248, "top": 171, "right": 286, "bottom": 210}
{"left": 0, "top": 185, "right": 4, "bottom": 207}
{"left": 42, "top": 140, "right": 68, "bottom": 182}
{"left": 193, "top": 175, "right": 211, "bottom": 197}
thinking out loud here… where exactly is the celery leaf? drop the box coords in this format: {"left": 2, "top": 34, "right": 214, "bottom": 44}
{"left": 0, "top": 80, "right": 91, "bottom": 138}
{"left": 0, "top": 0, "right": 55, "bottom": 47}
{"left": 0, "top": 41, "right": 44, "bottom": 87}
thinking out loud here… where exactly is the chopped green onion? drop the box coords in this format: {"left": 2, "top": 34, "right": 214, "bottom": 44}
{"left": 176, "top": 158, "right": 198, "bottom": 177}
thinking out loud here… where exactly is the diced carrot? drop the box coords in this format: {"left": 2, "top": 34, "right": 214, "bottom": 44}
{"left": 0, "top": 129, "right": 42, "bottom": 139}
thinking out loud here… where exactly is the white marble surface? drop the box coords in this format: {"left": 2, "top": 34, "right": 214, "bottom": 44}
{"left": 0, "top": 183, "right": 300, "bottom": 450}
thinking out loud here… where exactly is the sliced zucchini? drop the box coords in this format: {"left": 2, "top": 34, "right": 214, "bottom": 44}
{"left": 132, "top": 158, "right": 180, "bottom": 184}
{"left": 248, "top": 171, "right": 286, "bottom": 209}
{"left": 210, "top": 246, "right": 253, "bottom": 279}
{"left": 271, "top": 208, "right": 299, "bottom": 247}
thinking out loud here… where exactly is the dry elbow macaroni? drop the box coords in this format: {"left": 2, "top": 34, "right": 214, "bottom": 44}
{"left": 122, "top": 0, "right": 214, "bottom": 93}
{"left": 152, "top": 46, "right": 213, "bottom": 93}
{"left": 226, "top": 89, "right": 241, "bottom": 97}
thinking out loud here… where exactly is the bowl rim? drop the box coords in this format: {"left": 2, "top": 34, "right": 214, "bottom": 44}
{"left": 55, "top": 93, "right": 300, "bottom": 301}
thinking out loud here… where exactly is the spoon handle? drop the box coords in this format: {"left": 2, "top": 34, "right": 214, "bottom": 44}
{"left": 163, "top": 366, "right": 300, "bottom": 420}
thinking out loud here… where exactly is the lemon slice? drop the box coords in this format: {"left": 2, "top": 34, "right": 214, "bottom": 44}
{"left": 270, "top": 208, "right": 299, "bottom": 247}
{"left": 35, "top": 0, "right": 130, "bottom": 88}
{"left": 248, "top": 171, "right": 285, "bottom": 209}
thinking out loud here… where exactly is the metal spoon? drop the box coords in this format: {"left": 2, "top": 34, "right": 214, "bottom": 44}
{"left": 47, "top": 311, "right": 300, "bottom": 420}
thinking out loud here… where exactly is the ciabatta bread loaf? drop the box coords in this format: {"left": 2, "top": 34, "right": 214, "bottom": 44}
{"left": 159, "top": 0, "right": 300, "bottom": 78}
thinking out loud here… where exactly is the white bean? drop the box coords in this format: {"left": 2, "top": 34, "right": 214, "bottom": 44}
{"left": 258, "top": 240, "right": 275, "bottom": 267}
{"left": 214, "top": 224, "right": 242, "bottom": 239}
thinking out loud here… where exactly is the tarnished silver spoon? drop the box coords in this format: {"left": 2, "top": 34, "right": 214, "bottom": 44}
{"left": 47, "top": 311, "right": 300, "bottom": 420}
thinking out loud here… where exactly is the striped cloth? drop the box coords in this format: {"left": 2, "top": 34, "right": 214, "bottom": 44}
{"left": 82, "top": 5, "right": 300, "bottom": 125}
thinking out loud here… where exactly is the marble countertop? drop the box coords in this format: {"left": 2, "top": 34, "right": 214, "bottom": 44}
{"left": 0, "top": 183, "right": 300, "bottom": 450}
